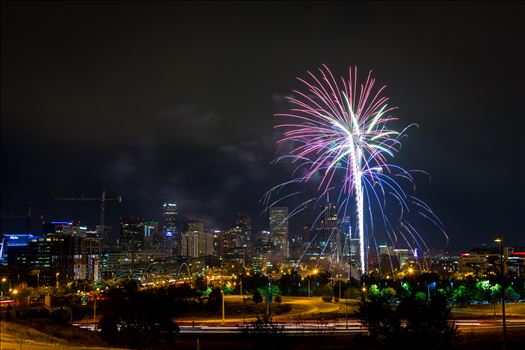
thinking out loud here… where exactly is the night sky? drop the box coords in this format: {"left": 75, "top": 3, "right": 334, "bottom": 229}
{"left": 1, "top": 2, "right": 523, "bottom": 252}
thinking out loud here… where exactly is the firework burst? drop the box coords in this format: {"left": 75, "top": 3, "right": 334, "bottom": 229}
{"left": 266, "top": 64, "right": 446, "bottom": 275}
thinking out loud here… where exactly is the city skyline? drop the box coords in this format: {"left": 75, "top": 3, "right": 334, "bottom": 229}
{"left": 2, "top": 2, "right": 524, "bottom": 251}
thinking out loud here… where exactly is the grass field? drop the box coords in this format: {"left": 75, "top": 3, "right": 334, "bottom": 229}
{"left": 0, "top": 319, "right": 113, "bottom": 350}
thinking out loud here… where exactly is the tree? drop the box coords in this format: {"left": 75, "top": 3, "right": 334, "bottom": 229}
{"left": 355, "top": 292, "right": 401, "bottom": 347}
{"left": 356, "top": 286, "right": 458, "bottom": 350}
{"left": 398, "top": 293, "right": 458, "bottom": 349}
{"left": 505, "top": 286, "right": 520, "bottom": 302}
{"left": 317, "top": 284, "right": 333, "bottom": 298}
{"left": 208, "top": 287, "right": 223, "bottom": 311}
{"left": 278, "top": 270, "right": 301, "bottom": 295}
{"left": 100, "top": 285, "right": 180, "bottom": 349}
{"left": 195, "top": 275, "right": 207, "bottom": 293}
{"left": 252, "top": 290, "right": 263, "bottom": 304}
{"left": 242, "top": 272, "right": 269, "bottom": 293}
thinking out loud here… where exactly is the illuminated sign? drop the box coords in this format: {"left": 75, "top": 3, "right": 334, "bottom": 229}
{"left": 5, "top": 234, "right": 36, "bottom": 247}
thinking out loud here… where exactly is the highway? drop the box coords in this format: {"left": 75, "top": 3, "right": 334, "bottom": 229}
{"left": 176, "top": 318, "right": 525, "bottom": 335}
{"left": 69, "top": 296, "right": 525, "bottom": 336}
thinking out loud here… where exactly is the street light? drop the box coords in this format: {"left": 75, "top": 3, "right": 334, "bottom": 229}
{"left": 221, "top": 290, "right": 225, "bottom": 322}
{"left": 56, "top": 272, "right": 60, "bottom": 288}
{"left": 308, "top": 269, "right": 318, "bottom": 298}
{"left": 1, "top": 277, "right": 6, "bottom": 297}
{"left": 308, "top": 278, "right": 311, "bottom": 298}
{"left": 494, "top": 235, "right": 506, "bottom": 350}
{"left": 93, "top": 287, "right": 100, "bottom": 322}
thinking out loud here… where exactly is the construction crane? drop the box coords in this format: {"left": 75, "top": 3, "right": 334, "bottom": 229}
{"left": 0, "top": 207, "right": 44, "bottom": 233}
{"left": 55, "top": 190, "right": 122, "bottom": 234}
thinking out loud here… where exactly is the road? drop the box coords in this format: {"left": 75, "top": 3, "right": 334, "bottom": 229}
{"left": 173, "top": 296, "right": 525, "bottom": 335}
{"left": 176, "top": 318, "right": 525, "bottom": 335}
{"left": 173, "top": 295, "right": 356, "bottom": 324}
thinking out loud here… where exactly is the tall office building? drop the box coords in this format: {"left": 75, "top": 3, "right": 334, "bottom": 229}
{"left": 217, "top": 229, "right": 237, "bottom": 258}
{"left": 181, "top": 232, "right": 199, "bottom": 257}
{"left": 181, "top": 220, "right": 214, "bottom": 257}
{"left": 234, "top": 212, "right": 252, "bottom": 250}
{"left": 81, "top": 229, "right": 101, "bottom": 281}
{"left": 82, "top": 229, "right": 101, "bottom": 255}
{"left": 306, "top": 203, "right": 341, "bottom": 263}
{"left": 162, "top": 202, "right": 179, "bottom": 255}
{"left": 198, "top": 231, "right": 214, "bottom": 257}
{"left": 162, "top": 202, "right": 178, "bottom": 229}
{"left": 187, "top": 220, "right": 204, "bottom": 234}
{"left": 42, "top": 221, "right": 86, "bottom": 277}
{"left": 341, "top": 217, "right": 359, "bottom": 266}
{"left": 323, "top": 203, "right": 341, "bottom": 262}
{"left": 269, "top": 207, "right": 289, "bottom": 258}
{"left": 119, "top": 217, "right": 144, "bottom": 252}
{"left": 269, "top": 207, "right": 288, "bottom": 235}
{"left": 96, "top": 225, "right": 113, "bottom": 248}
{"left": 143, "top": 221, "right": 159, "bottom": 251}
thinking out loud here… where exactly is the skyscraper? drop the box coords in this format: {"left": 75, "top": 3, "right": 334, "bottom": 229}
{"left": 341, "top": 217, "right": 360, "bottom": 277}
{"left": 181, "top": 219, "right": 214, "bottom": 257}
{"left": 162, "top": 202, "right": 178, "bottom": 229}
{"left": 181, "top": 232, "right": 199, "bottom": 257}
{"left": 269, "top": 207, "right": 289, "bottom": 258}
{"left": 119, "top": 217, "right": 144, "bottom": 252}
{"left": 322, "top": 203, "right": 341, "bottom": 263}
{"left": 143, "top": 221, "right": 159, "bottom": 251}
{"left": 234, "top": 212, "right": 252, "bottom": 250}
{"left": 161, "top": 202, "right": 179, "bottom": 255}
{"left": 307, "top": 203, "right": 341, "bottom": 264}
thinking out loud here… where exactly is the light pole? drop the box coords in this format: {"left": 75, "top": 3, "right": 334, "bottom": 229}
{"left": 361, "top": 286, "right": 367, "bottom": 302}
{"left": 494, "top": 236, "right": 506, "bottom": 350}
{"left": 56, "top": 272, "right": 60, "bottom": 288}
{"left": 1, "top": 277, "right": 6, "bottom": 297}
{"left": 309, "top": 269, "right": 318, "bottom": 298}
{"left": 221, "top": 290, "right": 225, "bottom": 322}
{"left": 265, "top": 282, "right": 272, "bottom": 321}
{"left": 93, "top": 287, "right": 100, "bottom": 323}
{"left": 343, "top": 280, "right": 349, "bottom": 330}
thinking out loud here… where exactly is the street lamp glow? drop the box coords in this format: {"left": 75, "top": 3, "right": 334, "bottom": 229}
{"left": 494, "top": 234, "right": 506, "bottom": 350}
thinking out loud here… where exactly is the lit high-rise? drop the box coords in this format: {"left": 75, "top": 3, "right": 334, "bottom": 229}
{"left": 162, "top": 202, "right": 179, "bottom": 255}
{"left": 119, "top": 217, "right": 144, "bottom": 252}
{"left": 269, "top": 207, "right": 289, "bottom": 258}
